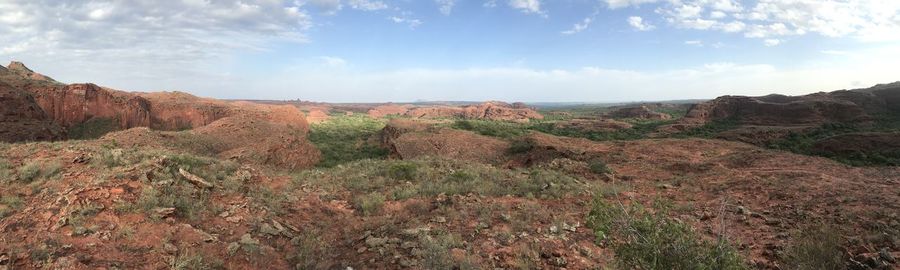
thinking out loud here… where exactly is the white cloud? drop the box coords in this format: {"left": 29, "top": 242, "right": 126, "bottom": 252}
{"left": 820, "top": 50, "right": 850, "bottom": 55}
{"left": 346, "top": 0, "right": 388, "bottom": 11}
{"left": 484, "top": 0, "right": 498, "bottom": 8}
{"left": 318, "top": 56, "right": 347, "bottom": 67}
{"left": 710, "top": 11, "right": 727, "bottom": 19}
{"left": 763, "top": 39, "right": 781, "bottom": 46}
{"left": 436, "top": 0, "right": 456, "bottom": 15}
{"left": 562, "top": 18, "right": 592, "bottom": 35}
{"left": 628, "top": 16, "right": 656, "bottom": 31}
{"left": 307, "top": 0, "right": 343, "bottom": 14}
{"left": 684, "top": 40, "right": 704, "bottom": 46}
{"left": 650, "top": 0, "right": 900, "bottom": 42}
{"left": 508, "top": 0, "right": 545, "bottom": 16}
{"left": 389, "top": 16, "right": 423, "bottom": 29}
{"left": 605, "top": 0, "right": 659, "bottom": 9}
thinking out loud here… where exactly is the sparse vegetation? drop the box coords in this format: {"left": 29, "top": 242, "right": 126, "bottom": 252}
{"left": 308, "top": 115, "right": 390, "bottom": 167}
{"left": 782, "top": 225, "right": 846, "bottom": 270}
{"left": 587, "top": 197, "right": 747, "bottom": 270}
{"left": 0, "top": 194, "right": 23, "bottom": 219}
{"left": 15, "top": 160, "right": 62, "bottom": 183}
{"left": 294, "top": 157, "right": 589, "bottom": 203}
{"left": 354, "top": 192, "right": 386, "bottom": 215}
{"left": 589, "top": 159, "right": 612, "bottom": 174}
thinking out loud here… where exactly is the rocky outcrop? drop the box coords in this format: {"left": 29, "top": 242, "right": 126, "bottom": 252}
{"left": 674, "top": 87, "right": 898, "bottom": 128}
{"left": 459, "top": 101, "right": 544, "bottom": 123}
{"left": 28, "top": 83, "right": 152, "bottom": 129}
{"left": 0, "top": 61, "right": 322, "bottom": 169}
{"left": 6, "top": 61, "right": 57, "bottom": 83}
{"left": 0, "top": 82, "right": 65, "bottom": 142}
{"left": 604, "top": 106, "right": 671, "bottom": 120}
{"left": 367, "top": 104, "right": 413, "bottom": 118}
{"left": 553, "top": 119, "right": 633, "bottom": 132}
{"left": 369, "top": 102, "right": 544, "bottom": 123}
{"left": 508, "top": 132, "right": 610, "bottom": 167}
{"left": 138, "top": 92, "right": 234, "bottom": 130}
{"left": 379, "top": 119, "right": 508, "bottom": 164}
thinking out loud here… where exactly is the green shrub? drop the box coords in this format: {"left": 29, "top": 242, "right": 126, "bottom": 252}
{"left": 589, "top": 159, "right": 612, "bottom": 174}
{"left": 16, "top": 161, "right": 62, "bottom": 183}
{"left": 0, "top": 159, "right": 11, "bottom": 183}
{"left": 0, "top": 194, "right": 23, "bottom": 219}
{"left": 507, "top": 139, "right": 535, "bottom": 154}
{"left": 17, "top": 162, "right": 42, "bottom": 183}
{"left": 587, "top": 198, "right": 747, "bottom": 270}
{"left": 386, "top": 162, "right": 419, "bottom": 180}
{"left": 782, "top": 225, "right": 845, "bottom": 270}
{"left": 353, "top": 192, "right": 385, "bottom": 216}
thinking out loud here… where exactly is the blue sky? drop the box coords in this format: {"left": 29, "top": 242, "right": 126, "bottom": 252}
{"left": 1, "top": 0, "right": 899, "bottom": 102}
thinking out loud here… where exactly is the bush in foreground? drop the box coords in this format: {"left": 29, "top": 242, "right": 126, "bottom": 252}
{"left": 587, "top": 197, "right": 747, "bottom": 270}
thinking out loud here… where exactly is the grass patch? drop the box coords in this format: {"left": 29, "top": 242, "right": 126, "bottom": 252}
{"left": 116, "top": 152, "right": 241, "bottom": 221}
{"left": 587, "top": 197, "right": 747, "bottom": 270}
{"left": 781, "top": 225, "right": 845, "bottom": 270}
{"left": 292, "top": 158, "right": 590, "bottom": 204}
{"left": 452, "top": 120, "right": 530, "bottom": 139}
{"left": 531, "top": 120, "right": 675, "bottom": 141}
{"left": 0, "top": 194, "right": 23, "bottom": 219}
{"left": 353, "top": 192, "right": 386, "bottom": 215}
{"left": 308, "top": 115, "right": 389, "bottom": 167}
{"left": 15, "top": 160, "right": 63, "bottom": 183}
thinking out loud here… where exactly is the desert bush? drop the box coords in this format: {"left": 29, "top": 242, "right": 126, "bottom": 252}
{"left": 589, "top": 159, "right": 612, "bottom": 174}
{"left": 0, "top": 194, "right": 23, "bottom": 219}
{"left": 587, "top": 197, "right": 747, "bottom": 270}
{"left": 291, "top": 230, "right": 330, "bottom": 269}
{"left": 308, "top": 115, "right": 389, "bottom": 167}
{"left": 386, "top": 162, "right": 418, "bottom": 180}
{"left": 16, "top": 160, "right": 62, "bottom": 183}
{"left": 674, "top": 118, "right": 741, "bottom": 138}
{"left": 170, "top": 250, "right": 224, "bottom": 270}
{"left": 353, "top": 192, "right": 385, "bottom": 216}
{"left": 420, "top": 232, "right": 476, "bottom": 270}
{"left": 0, "top": 158, "right": 11, "bottom": 182}
{"left": 781, "top": 225, "right": 846, "bottom": 270}
{"left": 507, "top": 139, "right": 535, "bottom": 154}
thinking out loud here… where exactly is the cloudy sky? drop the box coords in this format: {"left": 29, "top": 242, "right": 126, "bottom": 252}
{"left": 1, "top": 0, "right": 899, "bottom": 102}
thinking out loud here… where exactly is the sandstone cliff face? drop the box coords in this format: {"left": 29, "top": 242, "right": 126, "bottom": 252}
{"left": 28, "top": 83, "right": 152, "bottom": 129}
{"left": 0, "top": 82, "right": 65, "bottom": 142}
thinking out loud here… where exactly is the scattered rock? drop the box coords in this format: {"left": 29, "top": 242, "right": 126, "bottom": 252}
{"left": 163, "top": 243, "right": 178, "bottom": 254}
{"left": 365, "top": 236, "right": 388, "bottom": 248}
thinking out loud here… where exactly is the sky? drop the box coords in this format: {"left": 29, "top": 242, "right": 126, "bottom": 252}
{"left": 1, "top": 0, "right": 899, "bottom": 102}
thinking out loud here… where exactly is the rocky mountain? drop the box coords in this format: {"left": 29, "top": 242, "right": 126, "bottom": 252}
{"left": 0, "top": 61, "right": 320, "bottom": 169}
